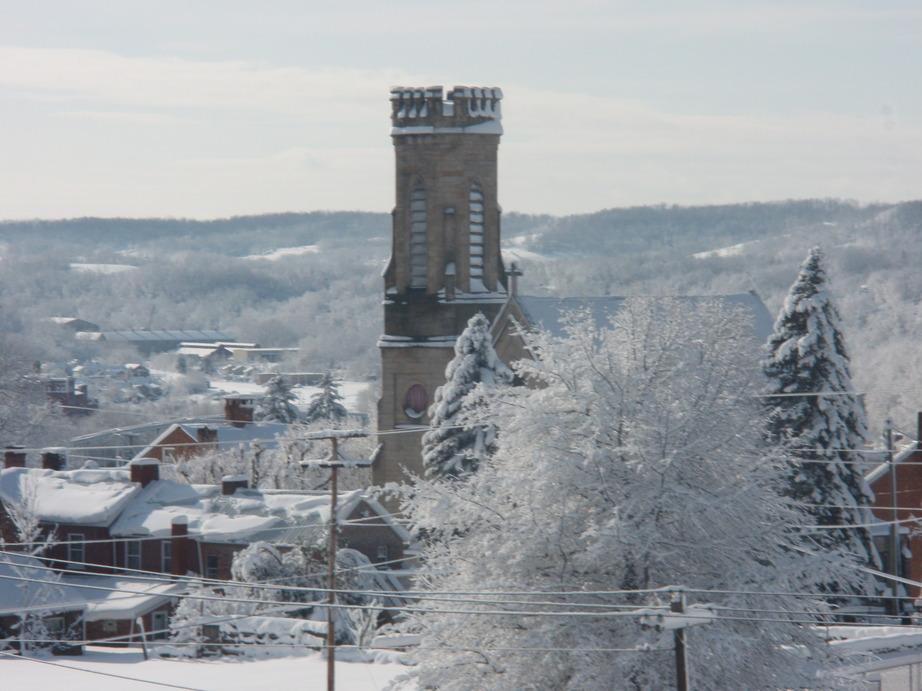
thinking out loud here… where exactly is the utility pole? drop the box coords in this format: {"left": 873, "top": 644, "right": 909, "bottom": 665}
{"left": 672, "top": 591, "right": 689, "bottom": 691}
{"left": 886, "top": 421, "right": 900, "bottom": 617}
{"left": 299, "top": 428, "right": 373, "bottom": 691}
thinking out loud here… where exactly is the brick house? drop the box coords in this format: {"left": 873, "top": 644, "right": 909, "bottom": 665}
{"left": 866, "top": 413, "right": 922, "bottom": 598}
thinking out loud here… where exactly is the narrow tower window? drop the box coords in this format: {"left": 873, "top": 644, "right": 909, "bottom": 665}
{"left": 409, "top": 183, "right": 428, "bottom": 289}
{"left": 469, "top": 183, "right": 485, "bottom": 291}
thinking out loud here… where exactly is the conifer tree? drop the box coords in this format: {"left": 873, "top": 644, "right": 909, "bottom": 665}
{"left": 255, "top": 374, "right": 300, "bottom": 424}
{"left": 421, "top": 312, "right": 513, "bottom": 478}
{"left": 762, "top": 246, "right": 879, "bottom": 585}
{"left": 303, "top": 372, "right": 347, "bottom": 425}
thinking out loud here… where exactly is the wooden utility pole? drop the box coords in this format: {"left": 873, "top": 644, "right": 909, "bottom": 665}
{"left": 299, "top": 428, "right": 373, "bottom": 691}
{"left": 325, "top": 435, "right": 339, "bottom": 691}
{"left": 672, "top": 591, "right": 689, "bottom": 691}
{"left": 887, "top": 422, "right": 900, "bottom": 617}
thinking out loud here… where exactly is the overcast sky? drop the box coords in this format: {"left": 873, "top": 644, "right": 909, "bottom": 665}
{"left": 0, "top": 1, "right": 918, "bottom": 219}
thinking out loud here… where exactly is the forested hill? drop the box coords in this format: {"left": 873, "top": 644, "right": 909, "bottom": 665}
{"left": 2, "top": 198, "right": 920, "bottom": 431}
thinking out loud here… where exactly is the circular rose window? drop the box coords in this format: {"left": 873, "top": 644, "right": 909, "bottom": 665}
{"left": 404, "top": 384, "right": 428, "bottom": 419}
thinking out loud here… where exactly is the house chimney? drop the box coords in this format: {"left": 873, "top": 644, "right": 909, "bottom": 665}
{"left": 41, "top": 448, "right": 67, "bottom": 471}
{"left": 129, "top": 458, "right": 160, "bottom": 487}
{"left": 224, "top": 395, "right": 256, "bottom": 428}
{"left": 196, "top": 426, "right": 218, "bottom": 446}
{"left": 221, "top": 474, "right": 248, "bottom": 496}
{"left": 4, "top": 446, "right": 26, "bottom": 469}
{"left": 170, "top": 516, "right": 189, "bottom": 578}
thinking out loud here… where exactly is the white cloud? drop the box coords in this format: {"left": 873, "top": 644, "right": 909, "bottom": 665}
{"left": 0, "top": 47, "right": 413, "bottom": 120}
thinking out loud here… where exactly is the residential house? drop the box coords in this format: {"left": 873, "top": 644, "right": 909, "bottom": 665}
{"left": 867, "top": 413, "right": 922, "bottom": 598}
{"left": 0, "top": 552, "right": 86, "bottom": 653}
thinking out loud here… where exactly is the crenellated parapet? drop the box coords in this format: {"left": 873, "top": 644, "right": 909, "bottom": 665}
{"left": 390, "top": 85, "right": 503, "bottom": 135}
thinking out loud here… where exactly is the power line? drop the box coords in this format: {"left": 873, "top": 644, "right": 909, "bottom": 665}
{"left": 0, "top": 649, "right": 209, "bottom": 690}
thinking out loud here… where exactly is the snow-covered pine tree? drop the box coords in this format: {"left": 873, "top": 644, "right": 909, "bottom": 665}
{"left": 255, "top": 374, "right": 300, "bottom": 424}
{"left": 303, "top": 372, "right": 347, "bottom": 425}
{"left": 762, "top": 247, "right": 880, "bottom": 590}
{"left": 397, "top": 298, "right": 861, "bottom": 690}
{"left": 421, "top": 312, "right": 513, "bottom": 478}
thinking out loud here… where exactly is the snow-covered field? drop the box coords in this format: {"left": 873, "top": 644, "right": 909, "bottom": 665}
{"left": 1, "top": 647, "right": 408, "bottom": 690}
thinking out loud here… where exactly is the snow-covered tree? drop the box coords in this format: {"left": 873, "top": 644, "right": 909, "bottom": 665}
{"left": 762, "top": 247, "right": 879, "bottom": 591}
{"left": 397, "top": 298, "right": 860, "bottom": 690}
{"left": 255, "top": 375, "right": 300, "bottom": 424}
{"left": 303, "top": 372, "right": 347, "bottom": 425}
{"left": 421, "top": 312, "right": 513, "bottom": 478}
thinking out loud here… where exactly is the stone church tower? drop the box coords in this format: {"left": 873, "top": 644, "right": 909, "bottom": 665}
{"left": 374, "top": 86, "right": 507, "bottom": 487}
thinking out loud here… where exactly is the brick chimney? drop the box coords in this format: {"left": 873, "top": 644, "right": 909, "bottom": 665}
{"left": 41, "top": 448, "right": 67, "bottom": 471}
{"left": 224, "top": 395, "right": 257, "bottom": 428}
{"left": 170, "top": 516, "right": 189, "bottom": 578}
{"left": 129, "top": 458, "right": 160, "bottom": 487}
{"left": 221, "top": 474, "right": 248, "bottom": 496}
{"left": 4, "top": 447, "right": 26, "bottom": 469}
{"left": 196, "top": 426, "right": 218, "bottom": 446}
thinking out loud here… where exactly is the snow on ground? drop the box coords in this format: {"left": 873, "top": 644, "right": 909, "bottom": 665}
{"left": 243, "top": 245, "right": 320, "bottom": 261}
{"left": 691, "top": 242, "right": 749, "bottom": 260}
{"left": 70, "top": 263, "right": 139, "bottom": 274}
{"left": 0, "top": 647, "right": 410, "bottom": 690}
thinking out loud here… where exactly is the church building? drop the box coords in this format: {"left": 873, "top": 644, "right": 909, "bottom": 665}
{"left": 374, "top": 86, "right": 509, "bottom": 487}
{"left": 373, "top": 85, "right": 773, "bottom": 488}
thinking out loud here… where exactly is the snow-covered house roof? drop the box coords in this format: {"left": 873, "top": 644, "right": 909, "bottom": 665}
{"left": 131, "top": 420, "right": 290, "bottom": 461}
{"left": 512, "top": 293, "right": 775, "bottom": 343}
{"left": 0, "top": 467, "right": 141, "bottom": 526}
{"left": 866, "top": 442, "right": 920, "bottom": 485}
{"left": 110, "top": 482, "right": 408, "bottom": 545}
{"left": 0, "top": 552, "right": 87, "bottom": 615}
{"left": 61, "top": 574, "right": 185, "bottom": 622}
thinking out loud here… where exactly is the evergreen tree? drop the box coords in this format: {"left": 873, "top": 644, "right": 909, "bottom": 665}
{"left": 762, "top": 246, "right": 879, "bottom": 589}
{"left": 303, "top": 372, "right": 347, "bottom": 425}
{"left": 421, "top": 312, "right": 513, "bottom": 478}
{"left": 255, "top": 374, "right": 300, "bottom": 424}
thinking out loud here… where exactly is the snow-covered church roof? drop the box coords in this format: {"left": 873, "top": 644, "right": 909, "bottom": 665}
{"left": 513, "top": 293, "right": 775, "bottom": 344}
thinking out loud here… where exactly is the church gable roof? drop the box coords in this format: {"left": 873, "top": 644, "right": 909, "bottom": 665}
{"left": 511, "top": 293, "right": 774, "bottom": 344}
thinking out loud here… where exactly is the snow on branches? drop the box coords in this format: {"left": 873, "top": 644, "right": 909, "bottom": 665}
{"left": 421, "top": 312, "right": 513, "bottom": 478}
{"left": 762, "top": 247, "right": 880, "bottom": 590}
{"left": 399, "top": 298, "right": 861, "bottom": 690}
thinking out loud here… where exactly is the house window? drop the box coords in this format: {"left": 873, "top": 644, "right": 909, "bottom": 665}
{"left": 67, "top": 533, "right": 85, "bottom": 570}
{"left": 125, "top": 541, "right": 141, "bottom": 570}
{"left": 102, "top": 620, "right": 118, "bottom": 634}
{"left": 469, "top": 182, "right": 485, "bottom": 288}
{"left": 162, "top": 541, "right": 172, "bottom": 573}
{"left": 151, "top": 611, "right": 169, "bottom": 639}
{"left": 409, "top": 182, "right": 428, "bottom": 289}
{"left": 376, "top": 545, "right": 389, "bottom": 563}
{"left": 45, "top": 617, "right": 65, "bottom": 634}
{"left": 205, "top": 554, "right": 220, "bottom": 579}
{"left": 404, "top": 384, "right": 428, "bottom": 419}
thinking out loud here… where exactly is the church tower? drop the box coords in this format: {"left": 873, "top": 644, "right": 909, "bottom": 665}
{"left": 374, "top": 86, "right": 507, "bottom": 487}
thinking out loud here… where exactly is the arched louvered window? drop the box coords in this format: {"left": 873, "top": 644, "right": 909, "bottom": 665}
{"left": 469, "top": 183, "right": 485, "bottom": 290}
{"left": 409, "top": 182, "right": 427, "bottom": 289}
{"left": 404, "top": 384, "right": 428, "bottom": 419}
